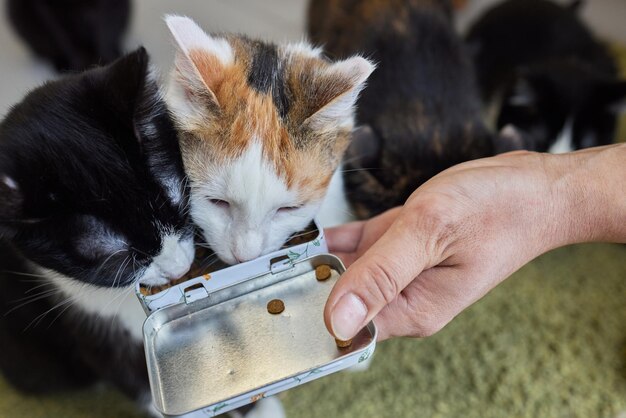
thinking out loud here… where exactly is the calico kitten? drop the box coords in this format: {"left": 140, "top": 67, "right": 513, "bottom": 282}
{"left": 7, "top": 0, "right": 131, "bottom": 72}
{"left": 0, "top": 48, "right": 195, "bottom": 414}
{"left": 164, "top": 16, "right": 374, "bottom": 263}
{"left": 308, "top": 0, "right": 516, "bottom": 219}
{"left": 466, "top": 0, "right": 626, "bottom": 152}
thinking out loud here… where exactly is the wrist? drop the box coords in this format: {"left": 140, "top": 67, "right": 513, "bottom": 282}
{"left": 546, "top": 144, "right": 626, "bottom": 247}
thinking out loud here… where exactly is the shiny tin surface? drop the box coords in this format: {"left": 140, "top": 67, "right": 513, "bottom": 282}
{"left": 143, "top": 254, "right": 377, "bottom": 417}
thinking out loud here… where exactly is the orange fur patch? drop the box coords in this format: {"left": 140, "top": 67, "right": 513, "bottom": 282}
{"left": 179, "top": 41, "right": 355, "bottom": 204}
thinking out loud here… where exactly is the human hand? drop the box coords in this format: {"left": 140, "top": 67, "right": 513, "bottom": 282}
{"left": 325, "top": 146, "right": 626, "bottom": 341}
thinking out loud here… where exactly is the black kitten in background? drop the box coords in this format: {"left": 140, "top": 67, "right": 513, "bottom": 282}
{"left": 308, "top": 0, "right": 518, "bottom": 219}
{"left": 467, "top": 0, "right": 626, "bottom": 152}
{"left": 7, "top": 0, "right": 131, "bottom": 72}
{"left": 0, "top": 48, "right": 195, "bottom": 415}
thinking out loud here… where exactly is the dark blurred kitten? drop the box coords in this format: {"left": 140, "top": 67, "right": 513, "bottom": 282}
{"left": 7, "top": 0, "right": 131, "bottom": 72}
{"left": 308, "top": 0, "right": 516, "bottom": 219}
{"left": 0, "top": 48, "right": 194, "bottom": 415}
{"left": 467, "top": 0, "right": 626, "bottom": 152}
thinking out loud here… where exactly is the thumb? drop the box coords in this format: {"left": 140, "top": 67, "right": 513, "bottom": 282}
{"left": 324, "top": 212, "right": 431, "bottom": 340}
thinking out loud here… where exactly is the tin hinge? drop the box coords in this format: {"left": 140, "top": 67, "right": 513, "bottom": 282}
{"left": 270, "top": 256, "right": 294, "bottom": 275}
{"left": 183, "top": 284, "right": 210, "bottom": 304}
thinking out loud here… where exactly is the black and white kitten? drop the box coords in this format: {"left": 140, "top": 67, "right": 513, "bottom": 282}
{"left": 7, "top": 0, "right": 131, "bottom": 72}
{"left": 308, "top": 0, "right": 519, "bottom": 219}
{"left": 0, "top": 48, "right": 196, "bottom": 414}
{"left": 466, "top": 0, "right": 626, "bottom": 153}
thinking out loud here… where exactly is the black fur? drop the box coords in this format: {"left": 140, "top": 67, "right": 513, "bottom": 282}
{"left": 0, "top": 48, "right": 190, "bottom": 405}
{"left": 247, "top": 41, "right": 291, "bottom": 119}
{"left": 308, "top": 0, "right": 517, "bottom": 219}
{"left": 466, "top": 0, "right": 625, "bottom": 151}
{"left": 7, "top": 0, "right": 131, "bottom": 72}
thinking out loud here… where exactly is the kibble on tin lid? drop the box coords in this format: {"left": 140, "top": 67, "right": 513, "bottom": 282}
{"left": 315, "top": 265, "right": 331, "bottom": 281}
{"left": 267, "top": 299, "right": 285, "bottom": 314}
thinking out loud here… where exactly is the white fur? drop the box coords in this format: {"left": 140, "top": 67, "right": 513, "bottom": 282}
{"left": 44, "top": 270, "right": 146, "bottom": 341}
{"left": 282, "top": 41, "right": 323, "bottom": 59}
{"left": 190, "top": 141, "right": 319, "bottom": 264}
{"left": 1, "top": 175, "right": 18, "bottom": 190}
{"left": 165, "top": 15, "right": 234, "bottom": 66}
{"left": 161, "top": 177, "right": 184, "bottom": 207}
{"left": 44, "top": 233, "right": 194, "bottom": 341}
{"left": 316, "top": 167, "right": 355, "bottom": 228}
{"left": 76, "top": 217, "right": 128, "bottom": 257}
{"left": 165, "top": 69, "right": 207, "bottom": 129}
{"left": 141, "top": 232, "right": 195, "bottom": 286}
{"left": 549, "top": 117, "right": 574, "bottom": 154}
{"left": 136, "top": 71, "right": 186, "bottom": 207}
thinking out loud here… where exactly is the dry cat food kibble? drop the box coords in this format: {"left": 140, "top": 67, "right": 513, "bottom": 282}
{"left": 267, "top": 299, "right": 285, "bottom": 314}
{"left": 335, "top": 338, "right": 352, "bottom": 349}
{"left": 315, "top": 265, "right": 331, "bottom": 281}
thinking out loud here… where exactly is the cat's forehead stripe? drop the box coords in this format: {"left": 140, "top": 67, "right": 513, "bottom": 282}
{"left": 246, "top": 42, "right": 291, "bottom": 119}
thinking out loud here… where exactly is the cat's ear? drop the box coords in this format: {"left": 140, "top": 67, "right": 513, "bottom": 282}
{"left": 165, "top": 15, "right": 234, "bottom": 109}
{"left": 0, "top": 175, "right": 23, "bottom": 238}
{"left": 101, "top": 47, "right": 150, "bottom": 117}
{"left": 345, "top": 125, "right": 382, "bottom": 168}
{"left": 302, "top": 56, "right": 375, "bottom": 130}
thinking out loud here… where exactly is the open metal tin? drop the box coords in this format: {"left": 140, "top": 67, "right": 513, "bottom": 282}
{"left": 135, "top": 221, "right": 377, "bottom": 417}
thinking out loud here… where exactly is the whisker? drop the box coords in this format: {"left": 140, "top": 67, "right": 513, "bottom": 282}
{"left": 340, "top": 167, "right": 387, "bottom": 174}
{"left": 93, "top": 249, "right": 128, "bottom": 279}
{"left": 5, "top": 289, "right": 62, "bottom": 315}
{"left": 26, "top": 297, "right": 74, "bottom": 331}
{"left": 24, "top": 281, "right": 56, "bottom": 294}
{"left": 2, "top": 270, "right": 49, "bottom": 278}
{"left": 46, "top": 300, "right": 77, "bottom": 329}
{"left": 286, "top": 229, "right": 320, "bottom": 240}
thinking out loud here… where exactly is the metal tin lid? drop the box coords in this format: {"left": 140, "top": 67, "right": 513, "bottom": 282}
{"left": 142, "top": 253, "right": 377, "bottom": 417}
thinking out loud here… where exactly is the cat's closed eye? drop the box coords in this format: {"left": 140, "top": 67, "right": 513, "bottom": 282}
{"left": 277, "top": 206, "right": 302, "bottom": 214}
{"left": 209, "top": 199, "right": 230, "bottom": 209}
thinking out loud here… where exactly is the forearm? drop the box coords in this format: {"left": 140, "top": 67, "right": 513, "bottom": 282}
{"left": 550, "top": 144, "right": 626, "bottom": 245}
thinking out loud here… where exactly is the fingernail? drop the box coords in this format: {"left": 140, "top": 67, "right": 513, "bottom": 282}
{"left": 331, "top": 293, "right": 368, "bottom": 341}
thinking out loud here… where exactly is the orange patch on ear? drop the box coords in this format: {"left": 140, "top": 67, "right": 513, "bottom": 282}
{"left": 189, "top": 49, "right": 227, "bottom": 98}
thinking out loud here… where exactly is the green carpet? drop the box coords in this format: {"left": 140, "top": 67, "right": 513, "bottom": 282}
{"left": 1, "top": 47, "right": 625, "bottom": 418}
{"left": 1, "top": 243, "right": 625, "bottom": 418}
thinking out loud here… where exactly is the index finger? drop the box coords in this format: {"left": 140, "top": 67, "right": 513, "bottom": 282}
{"left": 324, "top": 221, "right": 365, "bottom": 253}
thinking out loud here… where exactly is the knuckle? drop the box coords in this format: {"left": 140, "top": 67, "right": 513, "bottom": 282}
{"left": 410, "top": 318, "right": 445, "bottom": 338}
{"left": 360, "top": 258, "right": 401, "bottom": 307}
{"left": 405, "top": 197, "right": 460, "bottom": 254}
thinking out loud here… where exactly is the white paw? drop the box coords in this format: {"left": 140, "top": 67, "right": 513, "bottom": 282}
{"left": 242, "top": 397, "right": 286, "bottom": 418}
